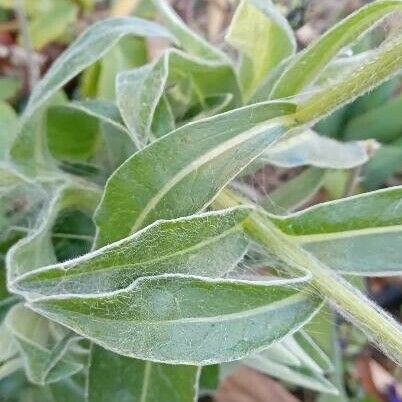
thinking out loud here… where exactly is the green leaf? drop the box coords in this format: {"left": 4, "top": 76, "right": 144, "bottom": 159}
{"left": 117, "top": 49, "right": 241, "bottom": 147}
{"left": 47, "top": 105, "right": 101, "bottom": 163}
{"left": 6, "top": 184, "right": 100, "bottom": 283}
{"left": 269, "top": 186, "right": 402, "bottom": 276}
{"left": 93, "top": 36, "right": 148, "bottom": 100}
{"left": 29, "top": 275, "right": 320, "bottom": 364}
{"left": 95, "top": 101, "right": 296, "bottom": 246}
{"left": 88, "top": 345, "right": 199, "bottom": 402}
{"left": 263, "top": 168, "right": 326, "bottom": 213}
{"left": 199, "top": 365, "right": 219, "bottom": 393}
{"left": 12, "top": 207, "right": 251, "bottom": 296}
{"left": 226, "top": 0, "right": 296, "bottom": 100}
{"left": 152, "top": 0, "right": 227, "bottom": 62}
{"left": 22, "top": 17, "right": 174, "bottom": 122}
{"left": 270, "top": 0, "right": 402, "bottom": 99}
{"left": 344, "top": 93, "right": 402, "bottom": 143}
{"left": 28, "top": 0, "right": 78, "bottom": 50}
{"left": 5, "top": 304, "right": 83, "bottom": 385}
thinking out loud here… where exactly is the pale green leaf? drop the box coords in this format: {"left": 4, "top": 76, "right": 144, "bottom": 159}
{"left": 23, "top": 17, "right": 174, "bottom": 121}
{"left": 95, "top": 101, "right": 296, "bottom": 246}
{"left": 263, "top": 130, "right": 370, "bottom": 168}
{"left": 88, "top": 345, "right": 199, "bottom": 402}
{"left": 226, "top": 0, "right": 296, "bottom": 100}
{"left": 29, "top": 275, "right": 320, "bottom": 364}
{"left": 5, "top": 304, "right": 83, "bottom": 385}
{"left": 12, "top": 208, "right": 251, "bottom": 297}
{"left": 244, "top": 351, "right": 338, "bottom": 394}
{"left": 117, "top": 49, "right": 241, "bottom": 147}
{"left": 270, "top": 186, "right": 402, "bottom": 275}
{"left": 270, "top": 0, "right": 402, "bottom": 99}
{"left": 152, "top": 0, "right": 227, "bottom": 62}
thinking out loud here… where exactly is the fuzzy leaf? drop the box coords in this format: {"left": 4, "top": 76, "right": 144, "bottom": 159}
{"left": 5, "top": 304, "right": 83, "bottom": 385}
{"left": 7, "top": 184, "right": 100, "bottom": 283}
{"left": 88, "top": 345, "right": 199, "bottom": 402}
{"left": 226, "top": 0, "right": 296, "bottom": 100}
{"left": 95, "top": 101, "right": 296, "bottom": 246}
{"left": 270, "top": 186, "right": 402, "bottom": 276}
{"left": 23, "top": 17, "right": 173, "bottom": 121}
{"left": 117, "top": 49, "right": 241, "bottom": 147}
{"left": 29, "top": 275, "right": 320, "bottom": 364}
{"left": 270, "top": 0, "right": 402, "bottom": 99}
{"left": 13, "top": 208, "right": 251, "bottom": 297}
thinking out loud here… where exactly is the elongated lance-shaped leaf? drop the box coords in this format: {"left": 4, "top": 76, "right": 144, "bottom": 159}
{"left": 5, "top": 304, "right": 83, "bottom": 385}
{"left": 117, "top": 48, "right": 242, "bottom": 147}
{"left": 152, "top": 0, "right": 227, "bottom": 62}
{"left": 226, "top": 0, "right": 296, "bottom": 101}
{"left": 22, "top": 18, "right": 173, "bottom": 121}
{"left": 12, "top": 208, "right": 251, "bottom": 297}
{"left": 270, "top": 0, "right": 402, "bottom": 99}
{"left": 243, "top": 129, "right": 370, "bottom": 177}
{"left": 29, "top": 274, "right": 320, "bottom": 365}
{"left": 95, "top": 101, "right": 296, "bottom": 246}
{"left": 269, "top": 186, "right": 402, "bottom": 276}
{"left": 263, "top": 130, "right": 370, "bottom": 168}
{"left": 237, "top": 331, "right": 336, "bottom": 394}
{"left": 88, "top": 345, "right": 200, "bottom": 402}
{"left": 7, "top": 184, "right": 100, "bottom": 283}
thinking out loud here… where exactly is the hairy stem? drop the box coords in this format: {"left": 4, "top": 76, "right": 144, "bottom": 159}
{"left": 215, "top": 190, "right": 402, "bottom": 366}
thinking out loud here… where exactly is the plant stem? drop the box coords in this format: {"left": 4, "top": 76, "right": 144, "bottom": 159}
{"left": 215, "top": 189, "right": 402, "bottom": 366}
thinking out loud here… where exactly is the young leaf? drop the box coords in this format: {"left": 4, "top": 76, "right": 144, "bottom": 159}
{"left": 270, "top": 0, "right": 402, "bottom": 99}
{"left": 13, "top": 208, "right": 251, "bottom": 296}
{"left": 88, "top": 345, "right": 200, "bottom": 402}
{"left": 117, "top": 49, "right": 241, "bottom": 147}
{"left": 269, "top": 186, "right": 402, "bottom": 275}
{"left": 5, "top": 304, "right": 83, "bottom": 385}
{"left": 29, "top": 275, "right": 320, "bottom": 365}
{"left": 22, "top": 17, "right": 174, "bottom": 121}
{"left": 226, "top": 0, "right": 296, "bottom": 100}
{"left": 152, "top": 0, "right": 227, "bottom": 62}
{"left": 95, "top": 101, "right": 296, "bottom": 246}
